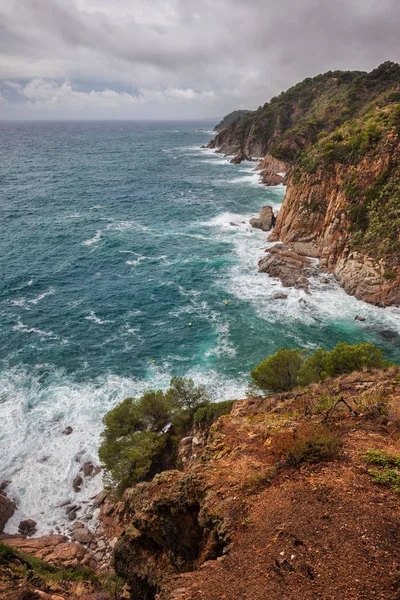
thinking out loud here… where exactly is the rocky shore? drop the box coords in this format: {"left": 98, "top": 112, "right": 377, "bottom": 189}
{"left": 208, "top": 63, "right": 400, "bottom": 307}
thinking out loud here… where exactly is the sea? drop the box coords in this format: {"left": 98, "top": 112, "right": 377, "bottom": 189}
{"left": 1, "top": 120, "right": 399, "bottom": 535}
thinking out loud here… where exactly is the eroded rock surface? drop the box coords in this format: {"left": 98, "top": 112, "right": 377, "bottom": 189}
{"left": 250, "top": 205, "right": 276, "bottom": 232}
{"left": 0, "top": 493, "right": 15, "bottom": 532}
{"left": 258, "top": 244, "right": 317, "bottom": 290}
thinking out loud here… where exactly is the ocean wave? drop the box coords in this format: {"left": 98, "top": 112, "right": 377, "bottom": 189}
{"left": 12, "top": 319, "right": 59, "bottom": 339}
{"left": 85, "top": 311, "right": 114, "bottom": 325}
{"left": 0, "top": 364, "right": 248, "bottom": 536}
{"left": 82, "top": 230, "right": 102, "bottom": 246}
{"left": 29, "top": 288, "right": 56, "bottom": 305}
{"left": 126, "top": 254, "right": 168, "bottom": 266}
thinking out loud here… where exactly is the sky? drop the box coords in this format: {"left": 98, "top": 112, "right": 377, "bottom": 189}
{"left": 0, "top": 0, "right": 399, "bottom": 120}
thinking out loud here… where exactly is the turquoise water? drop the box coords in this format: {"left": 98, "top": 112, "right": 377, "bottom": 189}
{"left": 1, "top": 120, "right": 399, "bottom": 533}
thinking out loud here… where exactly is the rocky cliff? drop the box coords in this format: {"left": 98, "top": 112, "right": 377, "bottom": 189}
{"left": 105, "top": 367, "right": 400, "bottom": 599}
{"left": 208, "top": 62, "right": 400, "bottom": 306}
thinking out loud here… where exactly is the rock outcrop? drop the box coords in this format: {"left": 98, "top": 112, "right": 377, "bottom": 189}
{"left": 258, "top": 244, "right": 318, "bottom": 290}
{"left": 210, "top": 62, "right": 400, "bottom": 306}
{"left": 0, "top": 492, "right": 15, "bottom": 532}
{"left": 269, "top": 145, "right": 400, "bottom": 306}
{"left": 250, "top": 205, "right": 276, "bottom": 231}
{"left": 1, "top": 534, "right": 93, "bottom": 569}
{"left": 104, "top": 368, "right": 400, "bottom": 600}
{"left": 230, "top": 149, "right": 251, "bottom": 164}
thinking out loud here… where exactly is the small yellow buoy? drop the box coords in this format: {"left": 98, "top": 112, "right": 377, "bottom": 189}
{"left": 188, "top": 322, "right": 192, "bottom": 327}
{"left": 152, "top": 359, "right": 156, "bottom": 363}
{"left": 224, "top": 301, "right": 229, "bottom": 305}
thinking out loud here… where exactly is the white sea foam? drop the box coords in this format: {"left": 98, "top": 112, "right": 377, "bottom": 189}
{"left": 85, "top": 311, "right": 114, "bottom": 325}
{"left": 12, "top": 320, "right": 59, "bottom": 340}
{"left": 82, "top": 230, "right": 102, "bottom": 246}
{"left": 204, "top": 210, "right": 400, "bottom": 336}
{"left": 0, "top": 364, "right": 248, "bottom": 536}
{"left": 29, "top": 288, "right": 56, "bottom": 305}
{"left": 126, "top": 254, "right": 168, "bottom": 266}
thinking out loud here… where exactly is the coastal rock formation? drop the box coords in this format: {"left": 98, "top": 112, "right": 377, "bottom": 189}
{"left": 0, "top": 492, "right": 15, "bottom": 532}
{"left": 1, "top": 534, "right": 93, "bottom": 568}
{"left": 105, "top": 368, "right": 400, "bottom": 600}
{"left": 213, "top": 110, "right": 250, "bottom": 133}
{"left": 230, "top": 149, "right": 251, "bottom": 164}
{"left": 269, "top": 145, "right": 400, "bottom": 306}
{"left": 209, "top": 62, "right": 400, "bottom": 306}
{"left": 250, "top": 205, "right": 276, "bottom": 231}
{"left": 258, "top": 244, "right": 318, "bottom": 290}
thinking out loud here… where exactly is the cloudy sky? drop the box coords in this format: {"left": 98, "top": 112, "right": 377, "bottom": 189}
{"left": 0, "top": 0, "right": 399, "bottom": 120}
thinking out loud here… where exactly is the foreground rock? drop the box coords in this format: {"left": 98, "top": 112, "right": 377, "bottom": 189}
{"left": 250, "top": 205, "right": 276, "bottom": 232}
{"left": 136, "top": 368, "right": 400, "bottom": 600}
{"left": 258, "top": 244, "right": 318, "bottom": 290}
{"left": 0, "top": 493, "right": 15, "bottom": 532}
{"left": 1, "top": 534, "right": 94, "bottom": 569}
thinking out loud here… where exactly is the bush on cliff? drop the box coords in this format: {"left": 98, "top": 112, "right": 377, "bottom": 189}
{"left": 251, "top": 342, "right": 389, "bottom": 393}
{"left": 99, "top": 377, "right": 209, "bottom": 494}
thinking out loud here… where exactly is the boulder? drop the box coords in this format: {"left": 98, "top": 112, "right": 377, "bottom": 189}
{"left": 272, "top": 293, "right": 288, "bottom": 300}
{"left": 18, "top": 519, "right": 37, "bottom": 536}
{"left": 0, "top": 481, "right": 10, "bottom": 493}
{"left": 180, "top": 437, "right": 193, "bottom": 447}
{"left": 82, "top": 462, "right": 95, "bottom": 478}
{"left": 72, "top": 475, "right": 83, "bottom": 492}
{"left": 0, "top": 492, "right": 15, "bottom": 532}
{"left": 355, "top": 315, "right": 366, "bottom": 322}
{"left": 72, "top": 527, "right": 93, "bottom": 543}
{"left": 62, "top": 426, "right": 73, "bottom": 435}
{"left": 250, "top": 206, "right": 276, "bottom": 232}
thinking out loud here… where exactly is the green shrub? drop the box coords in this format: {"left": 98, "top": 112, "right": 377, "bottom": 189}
{"left": 193, "top": 399, "right": 234, "bottom": 426}
{"left": 251, "top": 342, "right": 389, "bottom": 393}
{"left": 272, "top": 424, "right": 342, "bottom": 466}
{"left": 368, "top": 468, "right": 400, "bottom": 493}
{"left": 99, "top": 378, "right": 210, "bottom": 494}
{"left": 364, "top": 448, "right": 400, "bottom": 468}
{"left": 251, "top": 348, "right": 306, "bottom": 392}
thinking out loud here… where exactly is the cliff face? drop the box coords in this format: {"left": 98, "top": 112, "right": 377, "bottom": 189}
{"left": 209, "top": 62, "right": 400, "bottom": 306}
{"left": 107, "top": 368, "right": 400, "bottom": 600}
{"left": 270, "top": 139, "right": 400, "bottom": 305}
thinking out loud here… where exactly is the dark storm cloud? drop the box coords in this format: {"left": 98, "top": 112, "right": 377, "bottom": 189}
{"left": 0, "top": 0, "right": 399, "bottom": 119}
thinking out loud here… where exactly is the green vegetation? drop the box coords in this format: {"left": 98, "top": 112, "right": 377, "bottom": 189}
{"left": 251, "top": 342, "right": 389, "bottom": 393}
{"left": 99, "top": 377, "right": 233, "bottom": 494}
{"left": 215, "top": 61, "right": 400, "bottom": 265}
{"left": 250, "top": 348, "right": 306, "bottom": 392}
{"left": 193, "top": 399, "right": 234, "bottom": 427}
{"left": 364, "top": 448, "right": 400, "bottom": 468}
{"left": 215, "top": 61, "right": 400, "bottom": 163}
{"left": 214, "top": 109, "right": 250, "bottom": 132}
{"left": 364, "top": 449, "right": 400, "bottom": 493}
{"left": 272, "top": 424, "right": 342, "bottom": 466}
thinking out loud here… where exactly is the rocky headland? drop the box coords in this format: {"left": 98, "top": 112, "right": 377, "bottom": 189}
{"left": 209, "top": 61, "right": 400, "bottom": 306}
{"left": 89, "top": 368, "right": 400, "bottom": 599}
